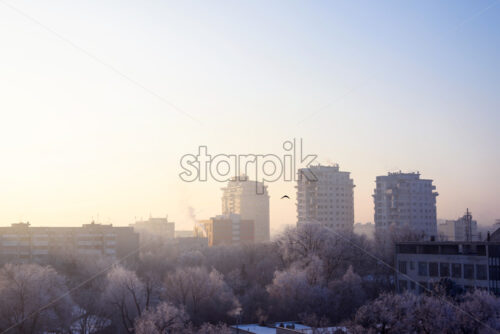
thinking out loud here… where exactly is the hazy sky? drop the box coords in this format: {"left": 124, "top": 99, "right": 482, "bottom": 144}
{"left": 1, "top": 0, "right": 499, "bottom": 233}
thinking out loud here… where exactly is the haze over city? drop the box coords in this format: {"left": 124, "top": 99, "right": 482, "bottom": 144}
{"left": 3, "top": 1, "right": 500, "bottom": 333}
{"left": 1, "top": 0, "right": 499, "bottom": 232}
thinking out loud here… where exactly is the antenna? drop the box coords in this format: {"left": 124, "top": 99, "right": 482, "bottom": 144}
{"left": 464, "top": 208, "right": 473, "bottom": 242}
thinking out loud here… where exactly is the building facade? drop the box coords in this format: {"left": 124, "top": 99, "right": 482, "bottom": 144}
{"left": 395, "top": 241, "right": 500, "bottom": 295}
{"left": 0, "top": 222, "right": 139, "bottom": 264}
{"left": 221, "top": 176, "right": 270, "bottom": 242}
{"left": 438, "top": 212, "right": 479, "bottom": 241}
{"left": 175, "top": 230, "right": 194, "bottom": 238}
{"left": 132, "top": 217, "right": 175, "bottom": 240}
{"left": 296, "top": 164, "right": 354, "bottom": 232}
{"left": 195, "top": 214, "right": 254, "bottom": 247}
{"left": 374, "top": 172, "right": 438, "bottom": 239}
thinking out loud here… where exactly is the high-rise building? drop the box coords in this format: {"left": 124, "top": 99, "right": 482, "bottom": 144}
{"left": 221, "top": 176, "right": 270, "bottom": 242}
{"left": 374, "top": 172, "right": 438, "bottom": 238}
{"left": 296, "top": 164, "right": 355, "bottom": 232}
{"left": 195, "top": 214, "right": 254, "bottom": 247}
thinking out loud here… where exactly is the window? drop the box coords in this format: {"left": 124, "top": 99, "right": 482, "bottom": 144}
{"left": 440, "top": 263, "right": 450, "bottom": 277}
{"left": 410, "top": 281, "right": 416, "bottom": 290}
{"left": 476, "top": 265, "right": 487, "bottom": 280}
{"left": 410, "top": 261, "right": 415, "bottom": 270}
{"left": 399, "top": 261, "right": 407, "bottom": 274}
{"left": 429, "top": 262, "right": 438, "bottom": 277}
{"left": 464, "top": 264, "right": 474, "bottom": 279}
{"left": 399, "top": 279, "right": 408, "bottom": 291}
{"left": 418, "top": 262, "right": 428, "bottom": 276}
{"left": 452, "top": 263, "right": 462, "bottom": 278}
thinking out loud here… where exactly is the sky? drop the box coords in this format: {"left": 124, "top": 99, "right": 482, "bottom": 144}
{"left": 0, "top": 0, "right": 499, "bottom": 234}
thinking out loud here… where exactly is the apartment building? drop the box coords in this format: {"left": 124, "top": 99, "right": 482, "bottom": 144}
{"left": 0, "top": 222, "right": 139, "bottom": 263}
{"left": 221, "top": 175, "right": 270, "bottom": 242}
{"left": 132, "top": 217, "right": 175, "bottom": 240}
{"left": 195, "top": 214, "right": 254, "bottom": 247}
{"left": 374, "top": 172, "right": 438, "bottom": 239}
{"left": 395, "top": 241, "right": 500, "bottom": 295}
{"left": 296, "top": 164, "right": 354, "bottom": 233}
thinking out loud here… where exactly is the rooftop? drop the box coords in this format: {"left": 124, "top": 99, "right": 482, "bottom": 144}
{"left": 231, "top": 322, "right": 311, "bottom": 334}
{"left": 396, "top": 241, "right": 496, "bottom": 245}
{"left": 230, "top": 323, "right": 347, "bottom": 334}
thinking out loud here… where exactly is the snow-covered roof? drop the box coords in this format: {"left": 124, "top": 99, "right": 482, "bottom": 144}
{"left": 231, "top": 322, "right": 311, "bottom": 333}
{"left": 230, "top": 323, "right": 348, "bottom": 334}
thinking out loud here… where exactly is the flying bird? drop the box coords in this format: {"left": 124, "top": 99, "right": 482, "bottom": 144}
{"left": 281, "top": 195, "right": 290, "bottom": 199}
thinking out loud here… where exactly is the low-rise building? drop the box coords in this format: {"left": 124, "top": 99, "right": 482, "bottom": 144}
{"left": 195, "top": 214, "right": 254, "bottom": 247}
{"left": 175, "top": 230, "right": 194, "bottom": 238}
{"left": 395, "top": 241, "right": 500, "bottom": 295}
{"left": 231, "top": 322, "right": 345, "bottom": 333}
{"left": 437, "top": 210, "right": 479, "bottom": 241}
{"left": 0, "top": 222, "right": 139, "bottom": 264}
{"left": 131, "top": 217, "right": 175, "bottom": 240}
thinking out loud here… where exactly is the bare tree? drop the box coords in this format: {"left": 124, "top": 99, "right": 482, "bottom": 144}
{"left": 102, "top": 266, "right": 151, "bottom": 333}
{"left": 350, "top": 290, "right": 500, "bottom": 334}
{"left": 455, "top": 290, "right": 500, "bottom": 333}
{"left": 266, "top": 262, "right": 329, "bottom": 320}
{"left": 70, "top": 257, "right": 114, "bottom": 334}
{"left": 327, "top": 266, "right": 366, "bottom": 323}
{"left": 72, "top": 282, "right": 112, "bottom": 334}
{"left": 0, "top": 263, "right": 74, "bottom": 334}
{"left": 351, "top": 292, "right": 418, "bottom": 334}
{"left": 275, "top": 224, "right": 330, "bottom": 266}
{"left": 164, "top": 267, "right": 240, "bottom": 325}
{"left": 275, "top": 224, "right": 376, "bottom": 281}
{"left": 134, "top": 302, "right": 189, "bottom": 334}
{"left": 194, "top": 323, "right": 232, "bottom": 333}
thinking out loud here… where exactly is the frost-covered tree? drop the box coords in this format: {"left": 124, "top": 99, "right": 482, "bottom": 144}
{"left": 194, "top": 322, "right": 232, "bottom": 334}
{"left": 276, "top": 224, "right": 330, "bottom": 265}
{"left": 266, "top": 261, "right": 330, "bottom": 320}
{"left": 327, "top": 266, "right": 366, "bottom": 322}
{"left": 164, "top": 267, "right": 240, "bottom": 325}
{"left": 351, "top": 292, "right": 418, "bottom": 334}
{"left": 351, "top": 290, "right": 500, "bottom": 334}
{"left": 456, "top": 290, "right": 500, "bottom": 333}
{"left": 276, "top": 223, "right": 375, "bottom": 281}
{"left": 102, "top": 266, "right": 151, "bottom": 333}
{"left": 0, "top": 263, "right": 74, "bottom": 334}
{"left": 134, "top": 302, "right": 189, "bottom": 334}
{"left": 70, "top": 257, "right": 114, "bottom": 334}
